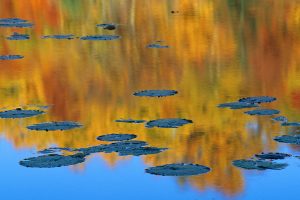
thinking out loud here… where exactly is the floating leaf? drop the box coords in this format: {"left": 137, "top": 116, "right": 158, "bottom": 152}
{"left": 7, "top": 32, "right": 29, "bottom": 40}
{"left": 0, "top": 18, "right": 33, "bottom": 28}
{"left": 0, "top": 108, "right": 44, "bottom": 118}
{"left": 281, "top": 122, "right": 300, "bottom": 127}
{"left": 232, "top": 159, "right": 287, "bottom": 170}
{"left": 27, "top": 121, "right": 82, "bottom": 131}
{"left": 218, "top": 102, "right": 258, "bottom": 109}
{"left": 274, "top": 135, "right": 300, "bottom": 145}
{"left": 238, "top": 96, "right": 276, "bottom": 104}
{"left": 133, "top": 90, "right": 178, "bottom": 97}
{"left": 42, "top": 34, "right": 74, "bottom": 39}
{"left": 96, "top": 134, "right": 137, "bottom": 141}
{"left": 115, "top": 119, "right": 146, "bottom": 123}
{"left": 146, "top": 118, "right": 193, "bottom": 128}
{"left": 145, "top": 163, "right": 211, "bottom": 176}
{"left": 80, "top": 35, "right": 120, "bottom": 40}
{"left": 255, "top": 152, "right": 291, "bottom": 160}
{"left": 96, "top": 23, "right": 117, "bottom": 30}
{"left": 0, "top": 55, "right": 23, "bottom": 60}
{"left": 272, "top": 116, "right": 288, "bottom": 123}
{"left": 245, "top": 109, "right": 280, "bottom": 116}
{"left": 147, "top": 43, "right": 169, "bottom": 48}
{"left": 19, "top": 153, "right": 85, "bottom": 168}
{"left": 118, "top": 147, "right": 167, "bottom": 156}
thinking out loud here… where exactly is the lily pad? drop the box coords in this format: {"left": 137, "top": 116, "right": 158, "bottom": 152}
{"left": 239, "top": 96, "right": 276, "bottom": 104}
{"left": 145, "top": 163, "right": 211, "bottom": 176}
{"left": 42, "top": 34, "right": 74, "bottom": 40}
{"left": 218, "top": 102, "right": 258, "bottom": 109}
{"left": 274, "top": 135, "right": 300, "bottom": 145}
{"left": 38, "top": 147, "right": 75, "bottom": 154}
{"left": 281, "top": 122, "right": 300, "bottom": 127}
{"left": 147, "top": 43, "right": 169, "bottom": 48}
{"left": 7, "top": 32, "right": 29, "bottom": 40}
{"left": 255, "top": 152, "right": 291, "bottom": 160}
{"left": 19, "top": 153, "right": 85, "bottom": 168}
{"left": 0, "top": 18, "right": 33, "bottom": 28}
{"left": 232, "top": 159, "right": 287, "bottom": 170}
{"left": 0, "top": 108, "right": 44, "bottom": 118}
{"left": 146, "top": 118, "right": 193, "bottom": 128}
{"left": 118, "top": 147, "right": 168, "bottom": 156}
{"left": 245, "top": 109, "right": 280, "bottom": 116}
{"left": 96, "top": 133, "right": 137, "bottom": 141}
{"left": 0, "top": 55, "right": 24, "bottom": 60}
{"left": 133, "top": 90, "right": 178, "bottom": 97}
{"left": 80, "top": 35, "right": 120, "bottom": 41}
{"left": 115, "top": 119, "right": 146, "bottom": 123}
{"left": 96, "top": 23, "right": 117, "bottom": 30}
{"left": 27, "top": 121, "right": 82, "bottom": 131}
{"left": 272, "top": 116, "right": 288, "bottom": 123}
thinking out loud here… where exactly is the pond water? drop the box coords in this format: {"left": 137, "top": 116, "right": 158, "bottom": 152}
{"left": 1, "top": 0, "right": 300, "bottom": 199}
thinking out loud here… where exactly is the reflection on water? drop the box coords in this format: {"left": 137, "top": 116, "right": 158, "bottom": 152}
{"left": 1, "top": 0, "right": 300, "bottom": 198}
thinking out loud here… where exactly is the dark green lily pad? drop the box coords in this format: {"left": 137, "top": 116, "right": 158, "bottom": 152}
{"left": 147, "top": 43, "right": 169, "bottom": 48}
{"left": 232, "top": 159, "right": 287, "bottom": 170}
{"left": 218, "top": 102, "right": 258, "bottom": 109}
{"left": 146, "top": 118, "right": 193, "bottom": 128}
{"left": 118, "top": 147, "right": 167, "bottom": 156}
{"left": 0, "top": 55, "right": 23, "bottom": 60}
{"left": 115, "top": 119, "right": 146, "bottom": 123}
{"left": 239, "top": 96, "right": 276, "bottom": 104}
{"left": 0, "top": 108, "right": 44, "bottom": 118}
{"left": 96, "top": 23, "right": 116, "bottom": 30}
{"left": 7, "top": 32, "right": 29, "bottom": 40}
{"left": 274, "top": 135, "right": 300, "bottom": 145}
{"left": 272, "top": 116, "right": 288, "bottom": 123}
{"left": 27, "top": 121, "right": 82, "bottom": 131}
{"left": 133, "top": 90, "right": 178, "bottom": 97}
{"left": 96, "top": 133, "right": 137, "bottom": 141}
{"left": 145, "top": 163, "right": 211, "bottom": 176}
{"left": 19, "top": 153, "right": 85, "bottom": 168}
{"left": 0, "top": 18, "right": 33, "bottom": 28}
{"left": 42, "top": 34, "right": 74, "bottom": 40}
{"left": 245, "top": 109, "right": 280, "bottom": 116}
{"left": 255, "top": 152, "right": 291, "bottom": 160}
{"left": 80, "top": 35, "right": 120, "bottom": 40}
{"left": 281, "top": 122, "right": 300, "bottom": 127}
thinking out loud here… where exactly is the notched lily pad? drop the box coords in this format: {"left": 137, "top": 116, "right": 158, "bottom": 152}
{"left": 115, "top": 119, "right": 146, "bottom": 123}
{"left": 145, "top": 163, "right": 211, "bottom": 176}
{"left": 96, "top": 133, "right": 137, "bottom": 141}
{"left": 133, "top": 90, "right": 178, "bottom": 97}
{"left": 272, "top": 116, "right": 288, "bottom": 123}
{"left": 274, "top": 135, "right": 300, "bottom": 145}
{"left": 0, "top": 108, "right": 44, "bottom": 118}
{"left": 118, "top": 147, "right": 167, "bottom": 156}
{"left": 281, "top": 122, "right": 300, "bottom": 127}
{"left": 7, "top": 32, "right": 29, "bottom": 40}
{"left": 245, "top": 109, "right": 280, "bottom": 116}
{"left": 0, "top": 18, "right": 33, "bottom": 28}
{"left": 19, "top": 153, "right": 85, "bottom": 168}
{"left": 96, "top": 23, "right": 117, "bottom": 30}
{"left": 0, "top": 55, "right": 23, "bottom": 60}
{"left": 146, "top": 118, "right": 193, "bottom": 128}
{"left": 42, "top": 34, "right": 74, "bottom": 40}
{"left": 27, "top": 121, "right": 82, "bottom": 131}
{"left": 255, "top": 152, "right": 291, "bottom": 160}
{"left": 218, "top": 102, "right": 258, "bottom": 109}
{"left": 232, "top": 159, "right": 287, "bottom": 170}
{"left": 239, "top": 96, "right": 276, "bottom": 104}
{"left": 80, "top": 35, "right": 120, "bottom": 40}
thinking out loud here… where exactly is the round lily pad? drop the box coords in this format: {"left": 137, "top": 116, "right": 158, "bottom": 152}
{"left": 238, "top": 96, "right": 276, "bottom": 104}
{"left": 218, "top": 102, "right": 258, "bottom": 109}
{"left": 274, "top": 135, "right": 300, "bottom": 145}
{"left": 0, "top": 55, "right": 23, "bottom": 60}
{"left": 255, "top": 152, "right": 291, "bottom": 160}
{"left": 19, "top": 153, "right": 85, "bottom": 168}
{"left": 27, "top": 121, "right": 82, "bottom": 131}
{"left": 244, "top": 109, "right": 280, "bottom": 116}
{"left": 232, "top": 159, "right": 287, "bottom": 170}
{"left": 145, "top": 118, "right": 193, "bottom": 128}
{"left": 115, "top": 119, "right": 146, "bottom": 123}
{"left": 281, "top": 122, "right": 300, "bottom": 127}
{"left": 147, "top": 43, "right": 169, "bottom": 48}
{"left": 7, "top": 32, "right": 29, "bottom": 40}
{"left": 133, "top": 90, "right": 177, "bottom": 97}
{"left": 96, "top": 23, "right": 117, "bottom": 30}
{"left": 80, "top": 35, "right": 120, "bottom": 40}
{"left": 0, "top": 18, "right": 33, "bottom": 28}
{"left": 118, "top": 147, "right": 167, "bottom": 156}
{"left": 42, "top": 34, "right": 74, "bottom": 39}
{"left": 0, "top": 108, "right": 44, "bottom": 118}
{"left": 272, "top": 116, "right": 288, "bottom": 123}
{"left": 145, "top": 163, "right": 211, "bottom": 176}
{"left": 96, "top": 133, "right": 137, "bottom": 141}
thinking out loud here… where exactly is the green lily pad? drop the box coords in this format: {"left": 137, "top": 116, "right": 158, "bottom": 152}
{"left": 0, "top": 55, "right": 23, "bottom": 60}
{"left": 96, "top": 23, "right": 117, "bottom": 30}
{"left": 255, "top": 152, "right": 291, "bottom": 160}
{"left": 133, "top": 90, "right": 177, "bottom": 97}
{"left": 80, "top": 35, "right": 120, "bottom": 40}
{"left": 0, "top": 108, "right": 44, "bottom": 118}
{"left": 115, "top": 119, "right": 146, "bottom": 123}
{"left": 232, "top": 159, "right": 287, "bottom": 170}
{"left": 281, "top": 122, "right": 300, "bottom": 127}
{"left": 118, "top": 147, "right": 167, "bottom": 156}
{"left": 146, "top": 118, "right": 193, "bottom": 128}
{"left": 239, "top": 96, "right": 276, "bottom": 104}
{"left": 96, "top": 133, "right": 137, "bottom": 141}
{"left": 274, "top": 135, "right": 300, "bottom": 145}
{"left": 27, "top": 121, "right": 82, "bottom": 131}
{"left": 0, "top": 18, "right": 33, "bottom": 28}
{"left": 218, "top": 102, "right": 258, "bottom": 109}
{"left": 42, "top": 34, "right": 74, "bottom": 39}
{"left": 145, "top": 163, "right": 211, "bottom": 176}
{"left": 272, "top": 116, "right": 288, "bottom": 123}
{"left": 245, "top": 109, "right": 280, "bottom": 116}
{"left": 7, "top": 32, "right": 29, "bottom": 40}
